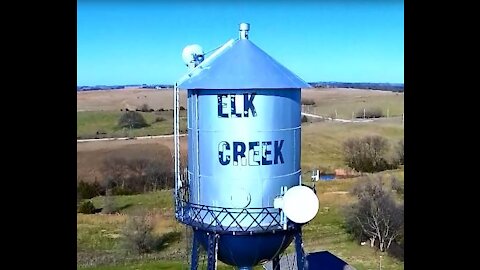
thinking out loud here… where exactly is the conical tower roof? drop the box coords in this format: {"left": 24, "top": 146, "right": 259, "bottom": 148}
{"left": 178, "top": 36, "right": 311, "bottom": 90}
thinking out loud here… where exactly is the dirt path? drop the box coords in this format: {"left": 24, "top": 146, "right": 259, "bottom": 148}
{"left": 301, "top": 112, "right": 374, "bottom": 123}
{"left": 77, "top": 134, "right": 186, "bottom": 143}
{"left": 76, "top": 112, "right": 374, "bottom": 143}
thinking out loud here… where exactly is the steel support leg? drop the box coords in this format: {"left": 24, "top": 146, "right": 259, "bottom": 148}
{"left": 272, "top": 255, "right": 280, "bottom": 270}
{"left": 294, "top": 226, "right": 306, "bottom": 270}
{"left": 190, "top": 230, "right": 200, "bottom": 270}
{"left": 207, "top": 233, "right": 218, "bottom": 270}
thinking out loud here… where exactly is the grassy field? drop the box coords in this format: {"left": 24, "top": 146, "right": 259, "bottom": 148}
{"left": 301, "top": 118, "right": 403, "bottom": 173}
{"left": 77, "top": 87, "right": 404, "bottom": 269}
{"left": 77, "top": 138, "right": 188, "bottom": 183}
{"left": 77, "top": 88, "right": 403, "bottom": 118}
{"left": 78, "top": 260, "right": 236, "bottom": 270}
{"left": 77, "top": 110, "right": 187, "bottom": 139}
{"left": 77, "top": 118, "right": 403, "bottom": 183}
{"left": 77, "top": 88, "right": 403, "bottom": 139}
{"left": 77, "top": 88, "right": 187, "bottom": 112}
{"left": 78, "top": 170, "right": 404, "bottom": 270}
{"left": 301, "top": 88, "right": 404, "bottom": 119}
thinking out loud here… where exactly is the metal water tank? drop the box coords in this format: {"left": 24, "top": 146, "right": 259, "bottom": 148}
{"left": 176, "top": 23, "right": 315, "bottom": 269}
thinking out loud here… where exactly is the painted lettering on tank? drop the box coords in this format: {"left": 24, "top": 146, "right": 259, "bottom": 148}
{"left": 217, "top": 94, "right": 256, "bottom": 118}
{"left": 218, "top": 140, "right": 285, "bottom": 166}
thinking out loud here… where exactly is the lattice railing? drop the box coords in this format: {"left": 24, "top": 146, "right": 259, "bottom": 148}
{"left": 176, "top": 201, "right": 284, "bottom": 233}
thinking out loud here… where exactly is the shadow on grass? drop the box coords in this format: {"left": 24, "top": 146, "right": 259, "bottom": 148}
{"left": 96, "top": 203, "right": 133, "bottom": 214}
{"left": 386, "top": 241, "right": 404, "bottom": 261}
{"left": 154, "top": 231, "right": 183, "bottom": 252}
{"left": 117, "top": 203, "right": 133, "bottom": 211}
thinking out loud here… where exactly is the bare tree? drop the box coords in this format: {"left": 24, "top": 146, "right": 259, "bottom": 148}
{"left": 346, "top": 175, "right": 403, "bottom": 252}
{"left": 343, "top": 135, "right": 392, "bottom": 173}
{"left": 101, "top": 144, "right": 175, "bottom": 194}
{"left": 144, "top": 160, "right": 173, "bottom": 191}
{"left": 102, "top": 157, "right": 129, "bottom": 189}
{"left": 126, "top": 158, "right": 150, "bottom": 191}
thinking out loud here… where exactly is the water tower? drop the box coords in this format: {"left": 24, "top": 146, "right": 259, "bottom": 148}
{"left": 173, "top": 23, "right": 319, "bottom": 270}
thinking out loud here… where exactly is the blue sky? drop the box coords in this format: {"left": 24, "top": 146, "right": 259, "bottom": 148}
{"left": 77, "top": 1, "right": 404, "bottom": 86}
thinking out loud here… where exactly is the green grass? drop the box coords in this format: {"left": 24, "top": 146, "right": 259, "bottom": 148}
{"left": 77, "top": 119, "right": 404, "bottom": 268}
{"left": 78, "top": 170, "right": 404, "bottom": 269}
{"left": 78, "top": 191, "right": 181, "bottom": 267}
{"left": 90, "top": 190, "right": 174, "bottom": 215}
{"left": 78, "top": 260, "right": 248, "bottom": 270}
{"left": 77, "top": 110, "right": 187, "bottom": 139}
{"left": 78, "top": 90, "right": 404, "bottom": 269}
{"left": 78, "top": 260, "right": 186, "bottom": 270}
{"left": 77, "top": 218, "right": 124, "bottom": 252}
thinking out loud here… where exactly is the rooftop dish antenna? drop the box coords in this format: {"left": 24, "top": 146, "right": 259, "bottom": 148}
{"left": 182, "top": 44, "right": 204, "bottom": 69}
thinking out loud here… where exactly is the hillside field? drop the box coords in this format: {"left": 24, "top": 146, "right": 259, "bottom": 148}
{"left": 77, "top": 88, "right": 404, "bottom": 269}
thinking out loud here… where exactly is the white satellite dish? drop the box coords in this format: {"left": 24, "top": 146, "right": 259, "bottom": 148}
{"left": 279, "top": 185, "right": 319, "bottom": 224}
{"left": 182, "top": 44, "right": 204, "bottom": 68}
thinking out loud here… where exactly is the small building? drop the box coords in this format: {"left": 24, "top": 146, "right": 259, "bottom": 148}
{"left": 306, "top": 251, "right": 356, "bottom": 270}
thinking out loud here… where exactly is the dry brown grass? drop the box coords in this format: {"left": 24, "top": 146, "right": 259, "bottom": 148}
{"left": 150, "top": 212, "right": 182, "bottom": 235}
{"left": 77, "top": 87, "right": 402, "bottom": 112}
{"left": 77, "top": 213, "right": 128, "bottom": 225}
{"left": 301, "top": 87, "right": 398, "bottom": 103}
{"left": 77, "top": 88, "right": 187, "bottom": 112}
{"left": 77, "top": 136, "right": 187, "bottom": 183}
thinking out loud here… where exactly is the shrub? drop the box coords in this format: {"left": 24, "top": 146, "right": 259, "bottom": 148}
{"left": 138, "top": 103, "right": 150, "bottom": 112}
{"left": 301, "top": 98, "right": 315, "bottom": 105}
{"left": 122, "top": 214, "right": 156, "bottom": 254}
{"left": 118, "top": 111, "right": 149, "bottom": 129}
{"left": 343, "top": 135, "right": 393, "bottom": 173}
{"left": 356, "top": 107, "right": 383, "bottom": 119}
{"left": 77, "top": 180, "right": 104, "bottom": 199}
{"left": 78, "top": 201, "right": 96, "bottom": 214}
{"left": 101, "top": 189, "right": 118, "bottom": 214}
{"left": 390, "top": 175, "right": 404, "bottom": 194}
{"left": 301, "top": 115, "right": 308, "bottom": 123}
{"left": 179, "top": 106, "right": 186, "bottom": 111}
